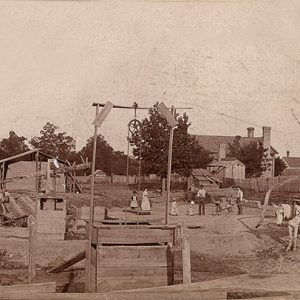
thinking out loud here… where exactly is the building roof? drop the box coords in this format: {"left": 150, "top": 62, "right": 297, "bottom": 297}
{"left": 94, "top": 169, "right": 107, "bottom": 176}
{"left": 208, "top": 158, "right": 245, "bottom": 168}
{"left": 191, "top": 168, "right": 221, "bottom": 183}
{"left": 194, "top": 135, "right": 278, "bottom": 155}
{"left": 283, "top": 157, "right": 300, "bottom": 168}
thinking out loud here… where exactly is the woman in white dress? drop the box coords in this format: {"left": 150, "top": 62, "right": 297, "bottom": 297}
{"left": 141, "top": 189, "right": 151, "bottom": 211}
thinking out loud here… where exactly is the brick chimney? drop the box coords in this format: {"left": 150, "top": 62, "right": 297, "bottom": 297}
{"left": 262, "top": 126, "right": 272, "bottom": 178}
{"left": 287, "top": 150, "right": 290, "bottom": 158}
{"left": 218, "top": 143, "right": 226, "bottom": 160}
{"left": 262, "top": 126, "right": 271, "bottom": 149}
{"left": 247, "top": 127, "right": 255, "bottom": 138}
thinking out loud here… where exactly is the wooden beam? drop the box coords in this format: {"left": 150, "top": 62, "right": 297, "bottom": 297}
{"left": 48, "top": 251, "right": 85, "bottom": 273}
{"left": 28, "top": 216, "right": 37, "bottom": 283}
{"left": 0, "top": 291, "right": 227, "bottom": 300}
{"left": 0, "top": 282, "right": 56, "bottom": 298}
{"left": 66, "top": 173, "right": 83, "bottom": 194}
{"left": 35, "top": 151, "right": 39, "bottom": 194}
{"left": 181, "top": 225, "right": 191, "bottom": 284}
{"left": 86, "top": 104, "right": 100, "bottom": 292}
{"left": 165, "top": 107, "right": 176, "bottom": 225}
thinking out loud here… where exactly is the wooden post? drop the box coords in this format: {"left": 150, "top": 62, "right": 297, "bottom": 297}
{"left": 0, "top": 163, "right": 4, "bottom": 189}
{"left": 181, "top": 224, "right": 191, "bottom": 284}
{"left": 87, "top": 104, "right": 100, "bottom": 292}
{"left": 35, "top": 152, "right": 39, "bottom": 195}
{"left": 187, "top": 176, "right": 192, "bottom": 192}
{"left": 162, "top": 178, "right": 166, "bottom": 197}
{"left": 104, "top": 207, "right": 108, "bottom": 220}
{"left": 165, "top": 107, "right": 176, "bottom": 225}
{"left": 28, "top": 215, "right": 37, "bottom": 283}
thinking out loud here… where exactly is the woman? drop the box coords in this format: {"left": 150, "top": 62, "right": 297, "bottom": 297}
{"left": 141, "top": 189, "right": 151, "bottom": 211}
{"left": 130, "top": 191, "right": 139, "bottom": 210}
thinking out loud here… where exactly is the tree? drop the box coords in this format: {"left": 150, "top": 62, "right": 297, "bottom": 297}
{"left": 274, "top": 157, "right": 287, "bottom": 176}
{"left": 0, "top": 131, "right": 29, "bottom": 156}
{"left": 228, "top": 137, "right": 271, "bottom": 177}
{"left": 78, "top": 134, "right": 114, "bottom": 175}
{"left": 30, "top": 122, "right": 75, "bottom": 160}
{"left": 129, "top": 104, "right": 212, "bottom": 177}
{"left": 111, "top": 151, "right": 138, "bottom": 175}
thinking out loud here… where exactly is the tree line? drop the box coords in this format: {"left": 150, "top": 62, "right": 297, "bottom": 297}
{"left": 0, "top": 105, "right": 286, "bottom": 177}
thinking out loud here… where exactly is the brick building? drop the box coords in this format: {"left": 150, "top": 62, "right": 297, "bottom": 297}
{"left": 194, "top": 126, "right": 278, "bottom": 178}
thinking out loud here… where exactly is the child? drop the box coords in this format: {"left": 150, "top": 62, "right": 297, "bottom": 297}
{"left": 130, "top": 191, "right": 139, "bottom": 210}
{"left": 171, "top": 198, "right": 179, "bottom": 216}
{"left": 189, "top": 201, "right": 196, "bottom": 216}
{"left": 215, "top": 197, "right": 222, "bottom": 215}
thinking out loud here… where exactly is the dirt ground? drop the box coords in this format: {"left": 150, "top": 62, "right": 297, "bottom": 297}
{"left": 1, "top": 187, "right": 300, "bottom": 295}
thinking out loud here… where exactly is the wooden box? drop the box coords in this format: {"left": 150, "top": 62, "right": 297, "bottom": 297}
{"left": 86, "top": 224, "right": 182, "bottom": 292}
{"left": 36, "top": 196, "right": 66, "bottom": 240}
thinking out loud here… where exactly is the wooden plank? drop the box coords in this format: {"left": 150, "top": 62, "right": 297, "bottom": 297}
{"left": 93, "top": 224, "right": 178, "bottom": 230}
{"left": 97, "top": 267, "right": 173, "bottom": 291}
{"left": 97, "top": 266, "right": 172, "bottom": 277}
{"left": 180, "top": 225, "right": 191, "bottom": 284}
{"left": 85, "top": 242, "right": 91, "bottom": 292}
{"left": 0, "top": 291, "right": 227, "bottom": 300}
{"left": 97, "top": 227, "right": 174, "bottom": 244}
{"left": 48, "top": 251, "right": 85, "bottom": 273}
{"left": 0, "top": 282, "right": 56, "bottom": 296}
{"left": 37, "top": 233, "right": 65, "bottom": 240}
{"left": 97, "top": 276, "right": 169, "bottom": 291}
{"left": 91, "top": 225, "right": 98, "bottom": 244}
{"left": 97, "top": 246, "right": 171, "bottom": 268}
{"left": 28, "top": 215, "right": 37, "bottom": 283}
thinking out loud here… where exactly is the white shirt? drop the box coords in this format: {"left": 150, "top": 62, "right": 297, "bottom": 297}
{"left": 197, "top": 188, "right": 206, "bottom": 198}
{"left": 237, "top": 189, "right": 243, "bottom": 200}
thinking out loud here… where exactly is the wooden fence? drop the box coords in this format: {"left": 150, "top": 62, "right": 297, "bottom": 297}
{"left": 76, "top": 174, "right": 186, "bottom": 185}
{"left": 224, "top": 176, "right": 300, "bottom": 193}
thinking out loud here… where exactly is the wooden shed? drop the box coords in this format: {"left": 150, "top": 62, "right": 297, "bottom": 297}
{"left": 207, "top": 158, "right": 245, "bottom": 181}
{"left": 191, "top": 168, "right": 221, "bottom": 189}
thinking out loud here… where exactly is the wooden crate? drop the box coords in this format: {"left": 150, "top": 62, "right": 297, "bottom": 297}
{"left": 86, "top": 224, "right": 190, "bottom": 292}
{"left": 36, "top": 196, "right": 66, "bottom": 240}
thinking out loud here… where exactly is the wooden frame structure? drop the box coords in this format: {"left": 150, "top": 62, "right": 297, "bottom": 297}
{"left": 85, "top": 224, "right": 191, "bottom": 293}
{"left": 0, "top": 149, "right": 86, "bottom": 193}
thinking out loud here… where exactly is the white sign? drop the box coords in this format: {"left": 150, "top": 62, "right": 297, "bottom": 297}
{"left": 158, "top": 102, "right": 178, "bottom": 127}
{"left": 92, "top": 101, "right": 113, "bottom": 128}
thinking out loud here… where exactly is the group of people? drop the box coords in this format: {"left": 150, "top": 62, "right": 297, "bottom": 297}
{"left": 189, "top": 185, "right": 244, "bottom": 216}
{"left": 129, "top": 184, "right": 244, "bottom": 216}
{"left": 130, "top": 189, "right": 151, "bottom": 212}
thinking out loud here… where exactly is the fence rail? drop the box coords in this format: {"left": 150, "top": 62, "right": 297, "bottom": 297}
{"left": 224, "top": 176, "right": 300, "bottom": 193}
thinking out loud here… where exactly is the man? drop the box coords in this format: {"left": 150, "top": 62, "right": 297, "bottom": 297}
{"left": 236, "top": 186, "right": 243, "bottom": 215}
{"left": 196, "top": 185, "right": 206, "bottom": 215}
{"left": 0, "top": 189, "right": 12, "bottom": 224}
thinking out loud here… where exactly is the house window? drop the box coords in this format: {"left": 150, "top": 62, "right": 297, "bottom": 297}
{"left": 55, "top": 199, "right": 64, "bottom": 211}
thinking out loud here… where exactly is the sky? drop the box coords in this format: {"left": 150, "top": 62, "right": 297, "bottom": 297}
{"left": 0, "top": 0, "right": 299, "bottom": 157}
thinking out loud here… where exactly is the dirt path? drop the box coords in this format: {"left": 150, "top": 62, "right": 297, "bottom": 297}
{"left": 1, "top": 193, "right": 300, "bottom": 293}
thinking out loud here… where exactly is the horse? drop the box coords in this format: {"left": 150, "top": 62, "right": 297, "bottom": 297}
{"left": 274, "top": 203, "right": 300, "bottom": 251}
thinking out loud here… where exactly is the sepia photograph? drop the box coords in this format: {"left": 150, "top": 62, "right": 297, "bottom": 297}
{"left": 0, "top": 0, "right": 299, "bottom": 299}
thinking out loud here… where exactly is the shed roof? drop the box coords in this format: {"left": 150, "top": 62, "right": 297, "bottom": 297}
{"left": 191, "top": 168, "right": 221, "bottom": 183}
{"left": 283, "top": 157, "right": 300, "bottom": 168}
{"left": 208, "top": 158, "right": 245, "bottom": 168}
